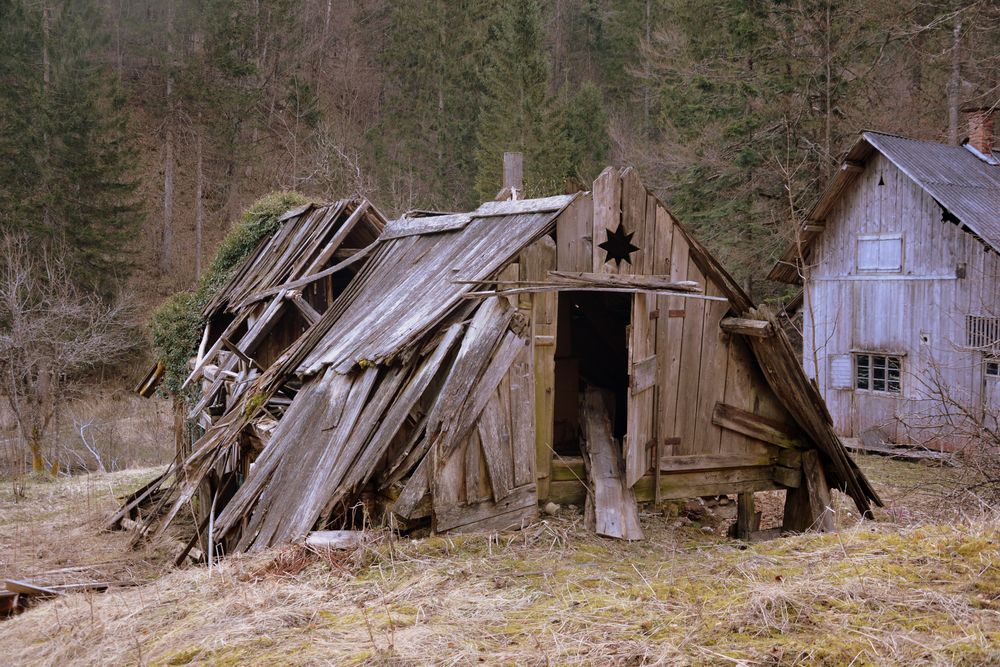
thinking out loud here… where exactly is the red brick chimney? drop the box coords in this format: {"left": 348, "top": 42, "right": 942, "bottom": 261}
{"left": 964, "top": 106, "right": 995, "bottom": 156}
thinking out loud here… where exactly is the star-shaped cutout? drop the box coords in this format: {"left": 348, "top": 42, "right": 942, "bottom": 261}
{"left": 598, "top": 222, "right": 640, "bottom": 267}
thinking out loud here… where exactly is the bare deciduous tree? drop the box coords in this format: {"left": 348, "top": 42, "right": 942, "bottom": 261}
{"left": 0, "top": 235, "right": 137, "bottom": 474}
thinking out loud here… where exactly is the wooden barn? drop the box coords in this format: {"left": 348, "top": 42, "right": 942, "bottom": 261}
{"left": 116, "top": 166, "right": 879, "bottom": 558}
{"left": 769, "top": 108, "right": 1000, "bottom": 448}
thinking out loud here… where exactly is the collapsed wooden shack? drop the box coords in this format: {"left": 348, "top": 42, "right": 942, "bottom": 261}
{"left": 115, "top": 168, "right": 880, "bottom": 558}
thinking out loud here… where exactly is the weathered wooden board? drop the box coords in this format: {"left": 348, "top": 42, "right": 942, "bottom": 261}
{"left": 712, "top": 402, "right": 805, "bottom": 450}
{"left": 556, "top": 193, "right": 594, "bottom": 273}
{"left": 626, "top": 293, "right": 656, "bottom": 487}
{"left": 477, "top": 390, "right": 514, "bottom": 501}
{"left": 656, "top": 219, "right": 690, "bottom": 458}
{"left": 548, "top": 466, "right": 793, "bottom": 507}
{"left": 522, "top": 237, "right": 557, "bottom": 499}
{"left": 592, "top": 167, "right": 623, "bottom": 275}
{"left": 674, "top": 258, "right": 707, "bottom": 455}
{"left": 581, "top": 388, "right": 644, "bottom": 540}
{"left": 782, "top": 449, "right": 834, "bottom": 532}
{"left": 435, "top": 483, "right": 537, "bottom": 533}
{"left": 509, "top": 343, "right": 536, "bottom": 487}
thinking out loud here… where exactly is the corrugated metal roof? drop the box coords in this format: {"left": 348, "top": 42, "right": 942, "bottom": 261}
{"left": 768, "top": 130, "right": 1000, "bottom": 284}
{"left": 863, "top": 131, "right": 1000, "bottom": 248}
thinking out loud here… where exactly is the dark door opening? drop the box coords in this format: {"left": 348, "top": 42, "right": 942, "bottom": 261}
{"left": 552, "top": 291, "right": 632, "bottom": 455}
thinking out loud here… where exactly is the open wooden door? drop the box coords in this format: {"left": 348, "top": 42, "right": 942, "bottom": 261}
{"left": 626, "top": 292, "right": 657, "bottom": 487}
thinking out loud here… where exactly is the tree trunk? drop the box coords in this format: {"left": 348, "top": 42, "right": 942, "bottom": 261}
{"left": 947, "top": 14, "right": 962, "bottom": 144}
{"left": 29, "top": 428, "right": 45, "bottom": 474}
{"left": 160, "top": 2, "right": 176, "bottom": 275}
{"left": 41, "top": 3, "right": 51, "bottom": 229}
{"left": 194, "top": 121, "right": 204, "bottom": 280}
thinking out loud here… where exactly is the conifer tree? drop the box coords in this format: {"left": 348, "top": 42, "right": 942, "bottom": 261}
{"left": 558, "top": 81, "right": 610, "bottom": 185}
{"left": 474, "top": 0, "right": 571, "bottom": 200}
{"left": 379, "top": 0, "right": 491, "bottom": 210}
{"left": 0, "top": 1, "right": 141, "bottom": 294}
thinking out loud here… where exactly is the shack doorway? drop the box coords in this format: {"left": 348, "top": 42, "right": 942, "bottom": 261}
{"left": 552, "top": 291, "right": 632, "bottom": 455}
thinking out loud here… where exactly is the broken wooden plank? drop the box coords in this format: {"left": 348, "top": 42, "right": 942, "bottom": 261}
{"left": 711, "top": 402, "right": 805, "bottom": 450}
{"left": 477, "top": 390, "right": 515, "bottom": 501}
{"left": 435, "top": 483, "right": 537, "bottom": 532}
{"left": 782, "top": 449, "right": 834, "bottom": 532}
{"left": 580, "top": 387, "right": 644, "bottom": 540}
{"left": 393, "top": 455, "right": 431, "bottom": 519}
{"left": 841, "top": 438, "right": 954, "bottom": 464}
{"left": 287, "top": 290, "right": 322, "bottom": 324}
{"left": 5, "top": 579, "right": 64, "bottom": 598}
{"left": 719, "top": 317, "right": 774, "bottom": 337}
{"left": 305, "top": 531, "right": 365, "bottom": 550}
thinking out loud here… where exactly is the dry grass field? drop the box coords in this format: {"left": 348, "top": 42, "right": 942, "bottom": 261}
{"left": 0, "top": 455, "right": 997, "bottom": 666}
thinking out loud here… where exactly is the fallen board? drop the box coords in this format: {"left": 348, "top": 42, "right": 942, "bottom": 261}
{"left": 580, "top": 386, "right": 644, "bottom": 541}
{"left": 842, "top": 438, "right": 954, "bottom": 465}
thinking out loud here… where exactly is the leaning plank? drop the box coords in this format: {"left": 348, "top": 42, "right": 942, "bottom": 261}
{"left": 436, "top": 328, "right": 527, "bottom": 463}
{"left": 580, "top": 387, "right": 644, "bottom": 540}
{"left": 427, "top": 298, "right": 514, "bottom": 437}
{"left": 287, "top": 290, "right": 322, "bottom": 324}
{"left": 324, "top": 322, "right": 464, "bottom": 510}
{"left": 393, "top": 455, "right": 431, "bottom": 519}
{"left": 711, "top": 402, "right": 804, "bottom": 450}
{"left": 477, "top": 390, "right": 514, "bottom": 501}
{"left": 460, "top": 272, "right": 702, "bottom": 293}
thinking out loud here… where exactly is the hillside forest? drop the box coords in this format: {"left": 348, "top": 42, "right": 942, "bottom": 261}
{"left": 1, "top": 0, "right": 998, "bottom": 304}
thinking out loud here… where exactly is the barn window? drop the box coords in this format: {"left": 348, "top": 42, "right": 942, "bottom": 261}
{"left": 966, "top": 315, "right": 1000, "bottom": 350}
{"left": 856, "top": 234, "right": 903, "bottom": 272}
{"left": 987, "top": 359, "right": 1000, "bottom": 378}
{"left": 854, "top": 353, "right": 902, "bottom": 393}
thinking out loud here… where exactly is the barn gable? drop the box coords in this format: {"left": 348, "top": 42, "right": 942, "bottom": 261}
{"left": 768, "top": 125, "right": 1000, "bottom": 447}
{"left": 116, "top": 168, "right": 878, "bottom": 557}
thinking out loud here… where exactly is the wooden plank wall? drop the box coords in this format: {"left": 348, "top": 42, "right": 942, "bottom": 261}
{"left": 805, "top": 153, "right": 1000, "bottom": 445}
{"left": 565, "top": 167, "right": 803, "bottom": 496}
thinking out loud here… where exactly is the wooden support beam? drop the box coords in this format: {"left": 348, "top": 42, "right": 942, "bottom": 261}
{"left": 220, "top": 336, "right": 264, "bottom": 371}
{"left": 841, "top": 160, "right": 864, "bottom": 173}
{"left": 711, "top": 402, "right": 804, "bottom": 449}
{"left": 719, "top": 318, "right": 773, "bottom": 337}
{"left": 732, "top": 493, "right": 760, "bottom": 541}
{"left": 782, "top": 449, "right": 834, "bottom": 532}
{"left": 547, "top": 465, "right": 793, "bottom": 507}
{"left": 286, "top": 290, "right": 322, "bottom": 325}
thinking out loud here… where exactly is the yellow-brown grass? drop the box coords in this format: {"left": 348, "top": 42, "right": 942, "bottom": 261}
{"left": 0, "top": 457, "right": 997, "bottom": 666}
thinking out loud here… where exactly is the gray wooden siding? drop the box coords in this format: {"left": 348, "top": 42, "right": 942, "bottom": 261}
{"left": 802, "top": 153, "right": 1000, "bottom": 444}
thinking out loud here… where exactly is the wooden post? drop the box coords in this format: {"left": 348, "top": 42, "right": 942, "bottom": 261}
{"left": 503, "top": 152, "right": 523, "bottom": 198}
{"left": 733, "top": 492, "right": 759, "bottom": 540}
{"left": 781, "top": 449, "right": 834, "bottom": 532}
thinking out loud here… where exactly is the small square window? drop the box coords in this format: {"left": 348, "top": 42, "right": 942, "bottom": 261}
{"left": 854, "top": 353, "right": 902, "bottom": 393}
{"left": 857, "top": 235, "right": 903, "bottom": 272}
{"left": 987, "top": 359, "right": 1000, "bottom": 378}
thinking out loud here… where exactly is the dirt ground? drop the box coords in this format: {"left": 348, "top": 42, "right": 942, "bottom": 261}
{"left": 0, "top": 455, "right": 997, "bottom": 666}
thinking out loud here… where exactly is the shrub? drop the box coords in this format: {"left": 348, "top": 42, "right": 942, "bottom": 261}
{"left": 150, "top": 192, "right": 310, "bottom": 395}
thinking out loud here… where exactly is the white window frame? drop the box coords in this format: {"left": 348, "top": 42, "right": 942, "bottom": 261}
{"left": 986, "top": 357, "right": 1000, "bottom": 379}
{"left": 854, "top": 352, "right": 903, "bottom": 394}
{"left": 856, "top": 234, "right": 903, "bottom": 273}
